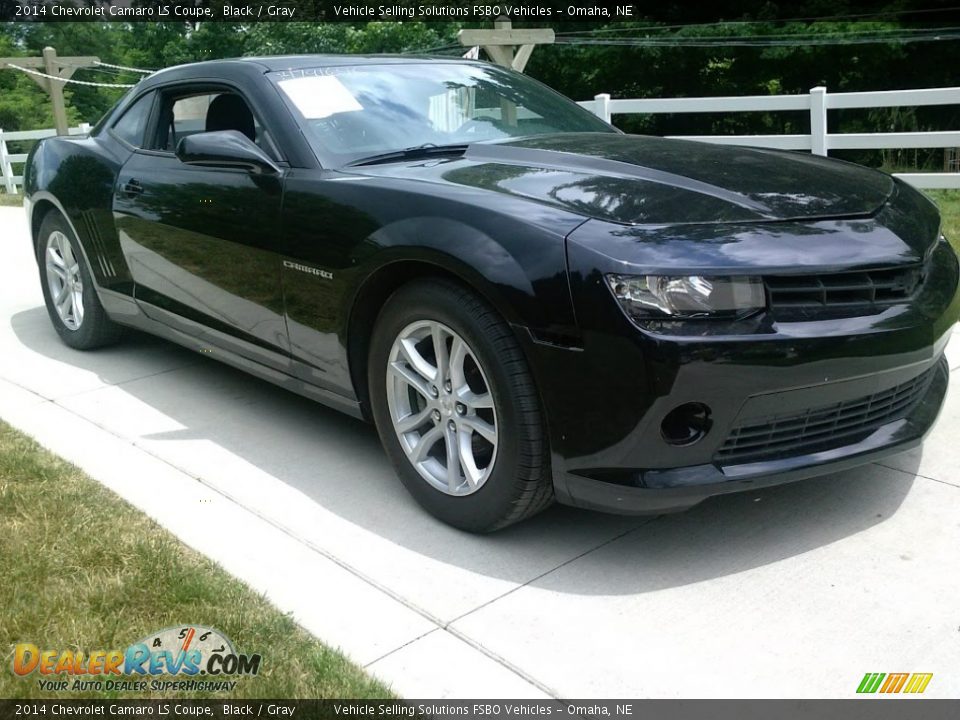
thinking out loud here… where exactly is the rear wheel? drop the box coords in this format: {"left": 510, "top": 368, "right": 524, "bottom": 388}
{"left": 369, "top": 279, "right": 553, "bottom": 532}
{"left": 37, "top": 211, "right": 122, "bottom": 350}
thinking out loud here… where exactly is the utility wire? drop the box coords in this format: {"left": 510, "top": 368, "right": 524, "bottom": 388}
{"left": 5, "top": 64, "right": 136, "bottom": 88}
{"left": 417, "top": 23, "right": 960, "bottom": 55}
{"left": 93, "top": 60, "right": 154, "bottom": 74}
{"left": 552, "top": 31, "right": 960, "bottom": 47}
{"left": 58, "top": 60, "right": 155, "bottom": 74}
{"left": 553, "top": 6, "right": 960, "bottom": 35}
{"left": 558, "top": 26, "right": 960, "bottom": 42}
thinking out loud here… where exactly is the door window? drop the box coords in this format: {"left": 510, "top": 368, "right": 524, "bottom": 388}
{"left": 111, "top": 92, "right": 155, "bottom": 148}
{"left": 157, "top": 90, "right": 275, "bottom": 156}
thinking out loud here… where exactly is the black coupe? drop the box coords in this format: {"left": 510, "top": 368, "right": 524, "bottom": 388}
{"left": 23, "top": 55, "right": 960, "bottom": 532}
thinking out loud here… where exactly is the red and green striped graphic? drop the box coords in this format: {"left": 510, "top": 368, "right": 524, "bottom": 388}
{"left": 857, "top": 672, "right": 933, "bottom": 694}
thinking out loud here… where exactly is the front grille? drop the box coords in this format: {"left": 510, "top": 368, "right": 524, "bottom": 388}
{"left": 716, "top": 366, "right": 937, "bottom": 464}
{"left": 764, "top": 265, "right": 924, "bottom": 310}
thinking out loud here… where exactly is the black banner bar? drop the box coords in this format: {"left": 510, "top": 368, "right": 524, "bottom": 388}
{"left": 2, "top": 700, "right": 960, "bottom": 720}
{"left": 0, "top": 0, "right": 645, "bottom": 23}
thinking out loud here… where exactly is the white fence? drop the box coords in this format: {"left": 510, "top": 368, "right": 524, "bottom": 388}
{"left": 6, "top": 88, "right": 960, "bottom": 191}
{"left": 579, "top": 86, "right": 960, "bottom": 189}
{"left": 0, "top": 124, "right": 90, "bottom": 194}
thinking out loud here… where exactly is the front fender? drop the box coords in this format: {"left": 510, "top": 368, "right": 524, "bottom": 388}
{"left": 346, "top": 215, "right": 569, "bottom": 332}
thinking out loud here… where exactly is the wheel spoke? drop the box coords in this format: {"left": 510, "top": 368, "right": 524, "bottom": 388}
{"left": 61, "top": 237, "right": 75, "bottom": 266}
{"left": 458, "top": 389, "right": 494, "bottom": 410}
{"left": 399, "top": 337, "right": 438, "bottom": 385}
{"left": 410, "top": 425, "right": 442, "bottom": 464}
{"left": 58, "top": 291, "right": 73, "bottom": 319}
{"left": 444, "top": 424, "right": 461, "bottom": 491}
{"left": 432, "top": 324, "right": 449, "bottom": 389}
{"left": 448, "top": 336, "right": 467, "bottom": 391}
{"left": 457, "top": 431, "right": 483, "bottom": 488}
{"left": 396, "top": 406, "right": 432, "bottom": 434}
{"left": 460, "top": 416, "right": 496, "bottom": 444}
{"left": 47, "top": 247, "right": 65, "bottom": 269}
{"left": 54, "top": 283, "right": 69, "bottom": 305}
{"left": 48, "top": 265, "right": 67, "bottom": 281}
{"left": 73, "top": 289, "right": 84, "bottom": 322}
{"left": 389, "top": 361, "right": 432, "bottom": 400}
{"left": 57, "top": 288, "right": 71, "bottom": 312}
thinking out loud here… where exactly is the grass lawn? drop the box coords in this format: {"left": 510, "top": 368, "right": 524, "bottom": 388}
{"left": 925, "top": 190, "right": 960, "bottom": 255}
{"left": 0, "top": 421, "right": 393, "bottom": 700}
{"left": 0, "top": 192, "right": 23, "bottom": 207}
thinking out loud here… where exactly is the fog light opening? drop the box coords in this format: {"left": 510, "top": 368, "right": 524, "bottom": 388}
{"left": 661, "top": 403, "right": 712, "bottom": 446}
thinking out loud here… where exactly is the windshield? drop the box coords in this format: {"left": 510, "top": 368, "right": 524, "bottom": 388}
{"left": 269, "top": 62, "right": 616, "bottom": 166}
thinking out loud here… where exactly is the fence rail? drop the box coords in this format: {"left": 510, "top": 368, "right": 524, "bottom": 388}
{"left": 578, "top": 85, "right": 960, "bottom": 189}
{"left": 0, "top": 124, "right": 90, "bottom": 194}
{"left": 5, "top": 89, "right": 960, "bottom": 192}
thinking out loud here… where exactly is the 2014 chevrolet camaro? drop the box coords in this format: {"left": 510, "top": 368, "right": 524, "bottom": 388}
{"left": 24, "top": 56, "right": 960, "bottom": 532}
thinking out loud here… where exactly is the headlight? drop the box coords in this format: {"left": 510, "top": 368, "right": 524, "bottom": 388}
{"left": 605, "top": 274, "right": 766, "bottom": 320}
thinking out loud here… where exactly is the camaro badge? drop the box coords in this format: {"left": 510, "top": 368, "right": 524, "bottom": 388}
{"left": 283, "top": 259, "right": 333, "bottom": 280}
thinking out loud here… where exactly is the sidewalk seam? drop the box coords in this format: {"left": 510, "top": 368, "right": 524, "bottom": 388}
{"left": 445, "top": 518, "right": 656, "bottom": 629}
{"left": 874, "top": 460, "right": 960, "bottom": 489}
{"left": 50, "top": 360, "right": 202, "bottom": 401}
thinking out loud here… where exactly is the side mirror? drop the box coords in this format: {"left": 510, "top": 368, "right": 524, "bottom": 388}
{"left": 175, "top": 130, "right": 280, "bottom": 175}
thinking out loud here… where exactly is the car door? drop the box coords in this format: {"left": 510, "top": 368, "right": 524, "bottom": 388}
{"left": 113, "top": 85, "right": 290, "bottom": 371}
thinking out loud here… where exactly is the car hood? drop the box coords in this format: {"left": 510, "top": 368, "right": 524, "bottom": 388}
{"left": 356, "top": 133, "right": 895, "bottom": 226}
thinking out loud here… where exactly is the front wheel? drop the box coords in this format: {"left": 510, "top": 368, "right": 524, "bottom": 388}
{"left": 368, "top": 279, "right": 553, "bottom": 532}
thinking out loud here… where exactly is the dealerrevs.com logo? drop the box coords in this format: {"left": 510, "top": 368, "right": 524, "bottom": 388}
{"left": 12, "top": 625, "right": 261, "bottom": 693}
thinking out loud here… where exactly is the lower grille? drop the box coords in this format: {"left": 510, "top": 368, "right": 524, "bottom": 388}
{"left": 716, "top": 366, "right": 937, "bottom": 464}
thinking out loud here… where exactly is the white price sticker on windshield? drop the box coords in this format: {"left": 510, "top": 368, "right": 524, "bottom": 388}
{"left": 278, "top": 75, "right": 363, "bottom": 119}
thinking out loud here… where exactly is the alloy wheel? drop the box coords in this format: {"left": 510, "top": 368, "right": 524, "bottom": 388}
{"left": 44, "top": 230, "right": 84, "bottom": 330}
{"left": 386, "top": 320, "right": 498, "bottom": 496}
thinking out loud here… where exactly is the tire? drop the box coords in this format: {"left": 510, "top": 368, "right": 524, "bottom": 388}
{"left": 368, "top": 279, "right": 553, "bottom": 532}
{"left": 36, "top": 211, "right": 122, "bottom": 350}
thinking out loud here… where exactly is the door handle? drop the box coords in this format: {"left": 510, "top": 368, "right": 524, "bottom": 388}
{"left": 121, "top": 179, "right": 144, "bottom": 197}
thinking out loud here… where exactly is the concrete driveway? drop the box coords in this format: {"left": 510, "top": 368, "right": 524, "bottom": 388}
{"left": 2, "top": 205, "right": 959, "bottom": 699}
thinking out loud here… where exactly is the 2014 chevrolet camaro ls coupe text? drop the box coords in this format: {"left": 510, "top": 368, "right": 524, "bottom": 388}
{"left": 24, "top": 56, "right": 960, "bottom": 531}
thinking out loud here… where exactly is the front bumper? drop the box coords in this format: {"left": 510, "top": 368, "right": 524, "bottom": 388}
{"left": 517, "top": 210, "right": 960, "bottom": 516}
{"left": 556, "top": 355, "right": 949, "bottom": 514}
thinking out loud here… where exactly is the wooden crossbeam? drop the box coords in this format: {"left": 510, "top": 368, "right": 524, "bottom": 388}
{"left": 457, "top": 19, "right": 554, "bottom": 73}
{"left": 1, "top": 48, "right": 101, "bottom": 135}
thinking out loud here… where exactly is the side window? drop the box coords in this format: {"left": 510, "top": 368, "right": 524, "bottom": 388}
{"left": 111, "top": 93, "right": 154, "bottom": 147}
{"left": 158, "top": 90, "right": 273, "bottom": 156}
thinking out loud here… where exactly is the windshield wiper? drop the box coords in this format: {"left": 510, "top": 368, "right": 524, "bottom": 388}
{"left": 346, "top": 143, "right": 470, "bottom": 167}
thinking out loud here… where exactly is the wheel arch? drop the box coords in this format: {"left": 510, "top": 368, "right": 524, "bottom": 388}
{"left": 29, "top": 193, "right": 84, "bottom": 265}
{"left": 346, "top": 257, "right": 529, "bottom": 420}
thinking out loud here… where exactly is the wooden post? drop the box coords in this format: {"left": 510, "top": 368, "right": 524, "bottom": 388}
{"left": 494, "top": 19, "right": 517, "bottom": 126}
{"left": 493, "top": 18, "right": 515, "bottom": 68}
{"left": 43, "top": 47, "right": 69, "bottom": 136}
